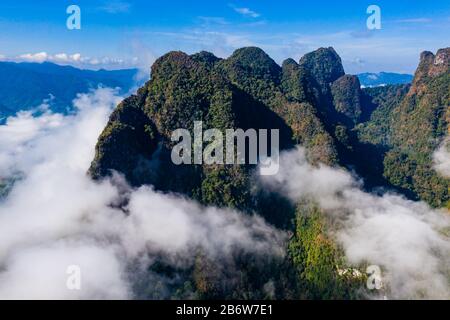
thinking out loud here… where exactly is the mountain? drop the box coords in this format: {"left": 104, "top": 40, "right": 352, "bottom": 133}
{"left": 358, "top": 48, "right": 449, "bottom": 207}
{"left": 357, "top": 72, "right": 413, "bottom": 87}
{"left": 88, "top": 46, "right": 449, "bottom": 299}
{"left": 0, "top": 61, "right": 140, "bottom": 121}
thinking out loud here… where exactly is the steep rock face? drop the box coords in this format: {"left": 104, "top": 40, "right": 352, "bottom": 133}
{"left": 218, "top": 47, "right": 338, "bottom": 165}
{"left": 356, "top": 84, "right": 410, "bottom": 146}
{"left": 357, "top": 72, "right": 413, "bottom": 87}
{"left": 281, "top": 58, "right": 311, "bottom": 103}
{"left": 88, "top": 47, "right": 368, "bottom": 300}
{"left": 384, "top": 48, "right": 450, "bottom": 206}
{"left": 288, "top": 47, "right": 364, "bottom": 164}
{"left": 354, "top": 48, "right": 449, "bottom": 207}
{"left": 411, "top": 48, "right": 450, "bottom": 95}
{"left": 331, "top": 75, "right": 362, "bottom": 124}
{"left": 87, "top": 46, "right": 449, "bottom": 299}
{"left": 89, "top": 89, "right": 159, "bottom": 186}
{"left": 89, "top": 46, "right": 365, "bottom": 227}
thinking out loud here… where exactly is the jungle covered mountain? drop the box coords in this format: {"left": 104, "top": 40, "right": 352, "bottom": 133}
{"left": 88, "top": 46, "right": 449, "bottom": 299}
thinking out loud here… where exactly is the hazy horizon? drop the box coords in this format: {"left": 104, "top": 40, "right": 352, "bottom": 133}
{"left": 0, "top": 0, "right": 448, "bottom": 74}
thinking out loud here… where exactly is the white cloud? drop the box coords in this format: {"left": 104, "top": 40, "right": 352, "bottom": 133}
{"left": 260, "top": 147, "right": 450, "bottom": 299}
{"left": 98, "top": 1, "right": 131, "bottom": 14}
{"left": 433, "top": 138, "right": 450, "bottom": 178}
{"left": 0, "top": 88, "right": 285, "bottom": 299}
{"left": 128, "top": 40, "right": 157, "bottom": 80}
{"left": 5, "top": 52, "right": 132, "bottom": 69}
{"left": 0, "top": 244, "right": 129, "bottom": 299}
{"left": 395, "top": 18, "right": 432, "bottom": 23}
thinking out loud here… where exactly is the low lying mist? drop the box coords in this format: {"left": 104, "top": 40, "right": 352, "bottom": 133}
{"left": 260, "top": 148, "right": 450, "bottom": 299}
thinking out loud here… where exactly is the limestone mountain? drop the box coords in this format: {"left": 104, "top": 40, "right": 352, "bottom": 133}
{"left": 358, "top": 48, "right": 449, "bottom": 207}
{"left": 88, "top": 46, "right": 449, "bottom": 299}
{"left": 357, "top": 72, "right": 413, "bottom": 87}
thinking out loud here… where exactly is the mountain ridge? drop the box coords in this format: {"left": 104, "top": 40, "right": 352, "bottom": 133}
{"left": 89, "top": 46, "right": 449, "bottom": 208}
{"left": 86, "top": 46, "right": 449, "bottom": 299}
{"left": 0, "top": 61, "right": 140, "bottom": 122}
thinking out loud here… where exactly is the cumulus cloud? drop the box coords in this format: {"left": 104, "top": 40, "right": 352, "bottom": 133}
{"left": 0, "top": 88, "right": 285, "bottom": 299}
{"left": 433, "top": 138, "right": 450, "bottom": 178}
{"left": 52, "top": 53, "right": 82, "bottom": 63}
{"left": 395, "top": 18, "right": 432, "bottom": 23}
{"left": 260, "top": 147, "right": 450, "bottom": 299}
{"left": 6, "top": 52, "right": 130, "bottom": 69}
{"left": 0, "top": 244, "right": 129, "bottom": 299}
{"left": 18, "top": 52, "right": 49, "bottom": 63}
{"left": 2, "top": 87, "right": 447, "bottom": 299}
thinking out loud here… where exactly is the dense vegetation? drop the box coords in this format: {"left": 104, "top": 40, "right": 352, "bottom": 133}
{"left": 357, "top": 72, "right": 413, "bottom": 87}
{"left": 89, "top": 46, "right": 449, "bottom": 299}
{"left": 357, "top": 49, "right": 450, "bottom": 206}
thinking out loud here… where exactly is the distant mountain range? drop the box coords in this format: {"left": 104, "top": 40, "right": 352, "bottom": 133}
{"left": 357, "top": 72, "right": 413, "bottom": 87}
{"left": 0, "top": 61, "right": 140, "bottom": 122}
{"left": 0, "top": 60, "right": 414, "bottom": 124}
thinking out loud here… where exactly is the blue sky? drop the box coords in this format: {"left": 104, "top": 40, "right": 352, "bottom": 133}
{"left": 0, "top": 0, "right": 449, "bottom": 73}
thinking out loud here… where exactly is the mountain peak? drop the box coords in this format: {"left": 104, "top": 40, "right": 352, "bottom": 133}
{"left": 433, "top": 47, "right": 449, "bottom": 69}
{"left": 220, "top": 46, "right": 282, "bottom": 86}
{"left": 230, "top": 46, "right": 273, "bottom": 59}
{"left": 298, "top": 46, "right": 345, "bottom": 86}
{"left": 412, "top": 47, "right": 450, "bottom": 94}
{"left": 282, "top": 58, "right": 298, "bottom": 68}
{"left": 190, "top": 51, "right": 221, "bottom": 66}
